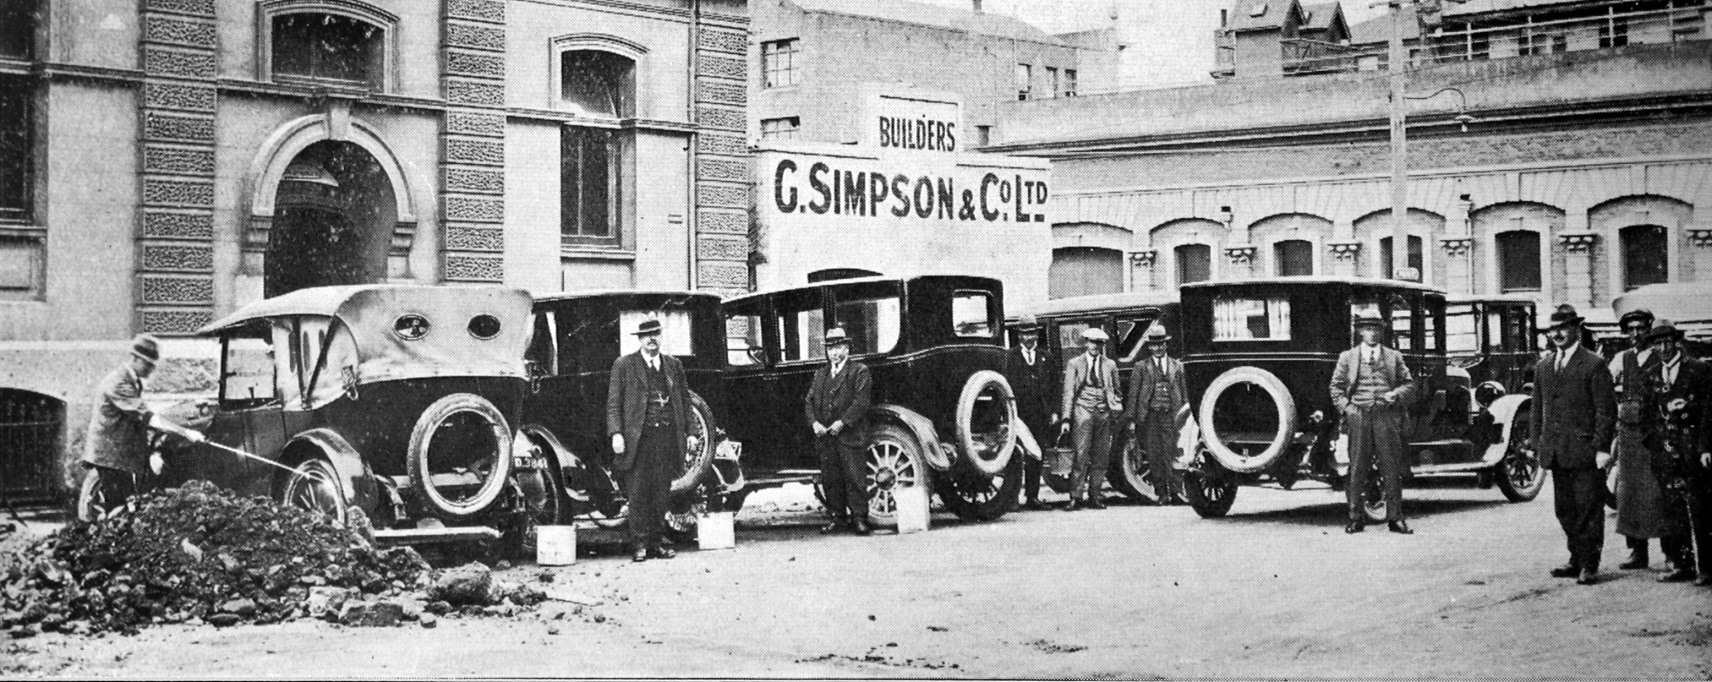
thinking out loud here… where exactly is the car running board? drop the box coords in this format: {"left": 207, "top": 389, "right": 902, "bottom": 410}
{"left": 373, "top": 526, "right": 503, "bottom": 546}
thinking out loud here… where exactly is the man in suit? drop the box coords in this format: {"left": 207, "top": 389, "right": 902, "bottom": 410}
{"left": 1607, "top": 308, "right": 1673, "bottom": 570}
{"left": 78, "top": 334, "right": 204, "bottom": 522}
{"left": 1126, "top": 324, "right": 1187, "bottom": 505}
{"left": 1059, "top": 327, "right": 1122, "bottom": 511}
{"left": 607, "top": 318, "right": 698, "bottom": 562}
{"left": 1006, "top": 315, "right": 1057, "bottom": 511}
{"left": 806, "top": 327, "right": 874, "bottom": 535}
{"left": 1533, "top": 304, "right": 1617, "bottom": 585}
{"left": 1329, "top": 310, "right": 1416, "bottom": 535}
{"left": 1641, "top": 325, "right": 1712, "bottom": 585}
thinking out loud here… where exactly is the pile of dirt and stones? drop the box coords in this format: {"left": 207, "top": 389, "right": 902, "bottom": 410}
{"left": 0, "top": 481, "right": 547, "bottom": 638}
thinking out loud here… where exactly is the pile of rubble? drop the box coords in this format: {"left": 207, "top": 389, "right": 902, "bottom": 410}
{"left": 0, "top": 481, "right": 545, "bottom": 638}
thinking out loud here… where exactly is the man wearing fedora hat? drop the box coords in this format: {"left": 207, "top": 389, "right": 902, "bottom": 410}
{"left": 607, "top": 318, "right": 698, "bottom": 562}
{"left": 1640, "top": 324, "right": 1712, "bottom": 585}
{"left": 79, "top": 334, "right": 204, "bottom": 521}
{"left": 1060, "top": 327, "right": 1122, "bottom": 511}
{"left": 1607, "top": 308, "right": 1675, "bottom": 571}
{"left": 1533, "top": 304, "right": 1616, "bottom": 585}
{"left": 1005, "top": 315, "right": 1057, "bottom": 511}
{"left": 806, "top": 327, "right": 874, "bottom": 535}
{"left": 1330, "top": 310, "right": 1416, "bottom": 534}
{"left": 1126, "top": 324, "right": 1186, "bottom": 505}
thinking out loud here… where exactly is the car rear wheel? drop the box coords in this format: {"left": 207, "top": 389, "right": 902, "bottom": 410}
{"left": 670, "top": 392, "right": 718, "bottom": 498}
{"left": 506, "top": 439, "right": 565, "bottom": 558}
{"left": 1495, "top": 410, "right": 1545, "bottom": 502}
{"left": 1183, "top": 457, "right": 1238, "bottom": 518}
{"left": 936, "top": 450, "right": 1022, "bottom": 521}
{"left": 407, "top": 393, "right": 514, "bottom": 518}
{"left": 1199, "top": 366, "right": 1296, "bottom": 474}
{"left": 281, "top": 458, "right": 348, "bottom": 524}
{"left": 863, "top": 424, "right": 933, "bottom": 528}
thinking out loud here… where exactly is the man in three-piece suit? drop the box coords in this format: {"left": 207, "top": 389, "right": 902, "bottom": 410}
{"left": 607, "top": 318, "right": 698, "bottom": 562}
{"left": 1642, "top": 324, "right": 1712, "bottom": 586}
{"left": 806, "top": 327, "right": 874, "bottom": 535}
{"left": 1125, "top": 324, "right": 1186, "bottom": 505}
{"left": 1533, "top": 304, "right": 1616, "bottom": 585}
{"left": 1005, "top": 315, "right": 1057, "bottom": 511}
{"left": 1329, "top": 310, "right": 1416, "bottom": 535}
{"left": 1059, "top": 327, "right": 1122, "bottom": 511}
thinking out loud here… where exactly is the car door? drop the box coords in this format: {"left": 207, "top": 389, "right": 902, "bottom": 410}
{"left": 722, "top": 296, "right": 789, "bottom": 474}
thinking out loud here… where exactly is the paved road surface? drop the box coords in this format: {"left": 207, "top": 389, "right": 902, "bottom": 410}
{"left": 7, "top": 481, "right": 1711, "bottom": 678}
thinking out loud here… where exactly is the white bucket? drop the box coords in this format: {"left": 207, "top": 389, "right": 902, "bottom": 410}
{"left": 894, "top": 485, "right": 930, "bottom": 534}
{"left": 536, "top": 525, "right": 576, "bottom": 566}
{"left": 697, "top": 512, "right": 736, "bottom": 551}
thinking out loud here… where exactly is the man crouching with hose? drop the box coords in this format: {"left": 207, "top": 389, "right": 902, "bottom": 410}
{"left": 78, "top": 334, "right": 205, "bottom": 522}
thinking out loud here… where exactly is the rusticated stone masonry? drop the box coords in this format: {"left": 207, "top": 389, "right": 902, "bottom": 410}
{"left": 135, "top": 0, "right": 219, "bottom": 334}
{"left": 440, "top": 0, "right": 507, "bottom": 283}
{"left": 695, "top": 18, "right": 752, "bottom": 297}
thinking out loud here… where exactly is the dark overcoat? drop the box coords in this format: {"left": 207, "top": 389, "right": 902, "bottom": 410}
{"left": 83, "top": 364, "right": 152, "bottom": 475}
{"left": 1532, "top": 346, "right": 1616, "bottom": 470}
{"left": 605, "top": 351, "right": 691, "bottom": 472}
{"left": 805, "top": 360, "right": 872, "bottom": 448}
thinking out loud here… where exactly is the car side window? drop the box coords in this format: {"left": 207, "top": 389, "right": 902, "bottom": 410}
{"left": 1447, "top": 303, "right": 1479, "bottom": 354}
{"left": 1215, "top": 296, "right": 1290, "bottom": 341}
{"left": 1115, "top": 315, "right": 1156, "bottom": 363}
{"left": 220, "top": 328, "right": 278, "bottom": 409}
{"left": 726, "top": 311, "right": 765, "bottom": 367}
{"left": 778, "top": 304, "right": 826, "bottom": 363}
{"left": 951, "top": 291, "right": 994, "bottom": 338}
{"left": 1389, "top": 294, "right": 1414, "bottom": 351}
{"left": 832, "top": 296, "right": 901, "bottom": 356}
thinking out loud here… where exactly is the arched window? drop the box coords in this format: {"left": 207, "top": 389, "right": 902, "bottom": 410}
{"left": 1621, "top": 224, "right": 1668, "bottom": 291}
{"left": 270, "top": 12, "right": 386, "bottom": 88}
{"left": 1176, "top": 243, "right": 1212, "bottom": 284}
{"left": 560, "top": 50, "right": 635, "bottom": 118}
{"left": 1274, "top": 239, "right": 1313, "bottom": 276}
{"left": 1049, "top": 246, "right": 1123, "bottom": 299}
{"left": 1496, "top": 230, "right": 1540, "bottom": 292}
{"left": 1379, "top": 235, "right": 1423, "bottom": 280}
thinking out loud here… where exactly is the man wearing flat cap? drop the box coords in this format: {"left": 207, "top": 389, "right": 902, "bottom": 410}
{"left": 1126, "top": 324, "right": 1187, "bottom": 505}
{"left": 1060, "top": 327, "right": 1122, "bottom": 511}
{"left": 1607, "top": 308, "right": 1674, "bottom": 571}
{"left": 1533, "top": 304, "right": 1616, "bottom": 585}
{"left": 1329, "top": 310, "right": 1416, "bottom": 534}
{"left": 1005, "top": 315, "right": 1057, "bottom": 511}
{"left": 1640, "top": 324, "right": 1712, "bottom": 585}
{"left": 607, "top": 318, "right": 697, "bottom": 562}
{"left": 79, "top": 334, "right": 204, "bottom": 521}
{"left": 806, "top": 327, "right": 874, "bottom": 535}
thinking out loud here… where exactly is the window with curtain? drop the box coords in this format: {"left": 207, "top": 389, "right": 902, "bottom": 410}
{"left": 560, "top": 127, "right": 623, "bottom": 246}
{"left": 1214, "top": 297, "right": 1290, "bottom": 341}
{"left": 560, "top": 50, "right": 634, "bottom": 118}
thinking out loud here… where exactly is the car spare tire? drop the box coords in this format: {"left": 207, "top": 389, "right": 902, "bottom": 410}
{"left": 407, "top": 392, "right": 514, "bottom": 518}
{"left": 955, "top": 370, "right": 1018, "bottom": 477}
{"left": 1198, "top": 366, "right": 1296, "bottom": 474}
{"left": 670, "top": 391, "right": 718, "bottom": 498}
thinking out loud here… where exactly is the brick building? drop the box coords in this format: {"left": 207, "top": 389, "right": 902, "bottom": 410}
{"left": 993, "top": 0, "right": 1712, "bottom": 308}
{"left": 0, "top": 0, "right": 750, "bottom": 499}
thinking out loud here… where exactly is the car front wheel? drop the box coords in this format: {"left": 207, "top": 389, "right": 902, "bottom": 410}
{"left": 863, "top": 424, "right": 933, "bottom": 528}
{"left": 1183, "top": 458, "right": 1238, "bottom": 518}
{"left": 281, "top": 458, "right": 348, "bottom": 524}
{"left": 1495, "top": 410, "right": 1545, "bottom": 502}
{"left": 936, "top": 451, "right": 1022, "bottom": 521}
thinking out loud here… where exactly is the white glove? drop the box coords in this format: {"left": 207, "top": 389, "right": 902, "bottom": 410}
{"left": 149, "top": 452, "right": 165, "bottom": 476}
{"left": 610, "top": 433, "right": 625, "bottom": 455}
{"left": 184, "top": 430, "right": 206, "bottom": 444}
{"left": 1595, "top": 450, "right": 1613, "bottom": 470}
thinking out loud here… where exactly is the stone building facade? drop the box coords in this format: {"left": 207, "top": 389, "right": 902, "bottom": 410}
{"left": 992, "top": 0, "right": 1712, "bottom": 308}
{"left": 0, "top": 0, "right": 749, "bottom": 498}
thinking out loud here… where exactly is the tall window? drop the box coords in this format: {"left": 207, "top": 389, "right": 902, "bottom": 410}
{"left": 1599, "top": 17, "right": 1629, "bottom": 48}
{"left": 271, "top": 13, "right": 384, "bottom": 88}
{"left": 1274, "top": 239, "right": 1313, "bottom": 276}
{"left": 1015, "top": 63, "right": 1032, "bottom": 101}
{"left": 1063, "top": 69, "right": 1078, "bottom": 97}
{"left": 561, "top": 50, "right": 634, "bottom": 118}
{"left": 761, "top": 116, "right": 800, "bottom": 140}
{"left": 1379, "top": 235, "right": 1423, "bottom": 280}
{"left": 1045, "top": 67, "right": 1059, "bottom": 99}
{"left": 1621, "top": 225, "right": 1668, "bottom": 291}
{"left": 0, "top": 0, "right": 32, "bottom": 59}
{"left": 561, "top": 127, "right": 621, "bottom": 246}
{"left": 762, "top": 39, "right": 799, "bottom": 88}
{"left": 1496, "top": 230, "right": 1541, "bottom": 293}
{"left": 0, "top": 76, "right": 28, "bottom": 220}
{"left": 1176, "top": 243, "right": 1211, "bottom": 284}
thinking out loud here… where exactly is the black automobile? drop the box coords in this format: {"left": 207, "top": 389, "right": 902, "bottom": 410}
{"left": 1178, "top": 277, "right": 1544, "bottom": 519}
{"left": 1007, "top": 292, "right": 1183, "bottom": 503}
{"left": 722, "top": 275, "right": 1026, "bottom": 526}
{"left": 168, "top": 285, "right": 538, "bottom": 541}
{"left": 514, "top": 291, "right": 742, "bottom": 535}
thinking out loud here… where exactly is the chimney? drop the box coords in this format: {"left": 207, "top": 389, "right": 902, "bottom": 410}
{"left": 972, "top": 0, "right": 983, "bottom": 13}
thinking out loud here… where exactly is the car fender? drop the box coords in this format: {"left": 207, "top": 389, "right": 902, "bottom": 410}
{"left": 869, "top": 404, "right": 952, "bottom": 471}
{"left": 281, "top": 428, "right": 376, "bottom": 512}
{"left": 1012, "top": 415, "right": 1043, "bottom": 465}
{"left": 516, "top": 423, "right": 579, "bottom": 475}
{"left": 1478, "top": 393, "right": 1531, "bottom": 466}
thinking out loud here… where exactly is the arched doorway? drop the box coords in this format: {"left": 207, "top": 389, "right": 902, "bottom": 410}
{"left": 0, "top": 388, "right": 64, "bottom": 503}
{"left": 266, "top": 140, "right": 397, "bottom": 297}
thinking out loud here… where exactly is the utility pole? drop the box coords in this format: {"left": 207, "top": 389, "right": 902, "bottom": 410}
{"left": 1387, "top": 0, "right": 1408, "bottom": 280}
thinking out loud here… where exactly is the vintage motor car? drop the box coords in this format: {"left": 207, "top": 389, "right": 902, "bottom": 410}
{"left": 164, "top": 285, "right": 538, "bottom": 541}
{"left": 1006, "top": 292, "right": 1186, "bottom": 503}
{"left": 513, "top": 291, "right": 742, "bottom": 535}
{"left": 722, "top": 275, "right": 1029, "bottom": 525}
{"left": 1177, "top": 277, "right": 1545, "bottom": 520}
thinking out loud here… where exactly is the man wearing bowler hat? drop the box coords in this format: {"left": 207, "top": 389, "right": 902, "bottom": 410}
{"left": 1005, "top": 315, "right": 1057, "bottom": 511}
{"left": 607, "top": 318, "right": 698, "bottom": 562}
{"left": 1330, "top": 310, "right": 1416, "bottom": 534}
{"left": 1533, "top": 304, "right": 1616, "bottom": 585}
{"left": 1060, "top": 327, "right": 1122, "bottom": 511}
{"left": 806, "top": 327, "right": 874, "bottom": 535}
{"left": 79, "top": 334, "right": 205, "bottom": 521}
{"left": 1126, "top": 324, "right": 1187, "bottom": 505}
